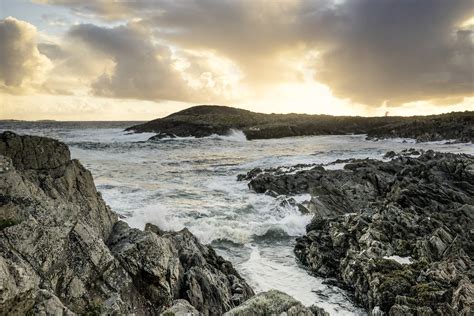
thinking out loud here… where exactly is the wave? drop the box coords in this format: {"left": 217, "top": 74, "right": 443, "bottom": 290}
{"left": 211, "top": 129, "right": 248, "bottom": 142}
{"left": 147, "top": 129, "right": 247, "bottom": 142}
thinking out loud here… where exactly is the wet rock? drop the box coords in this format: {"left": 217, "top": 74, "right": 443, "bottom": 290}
{"left": 384, "top": 151, "right": 397, "bottom": 159}
{"left": 237, "top": 167, "right": 262, "bottom": 181}
{"left": 247, "top": 151, "right": 474, "bottom": 315}
{"left": 0, "top": 132, "right": 253, "bottom": 315}
{"left": 149, "top": 132, "right": 177, "bottom": 140}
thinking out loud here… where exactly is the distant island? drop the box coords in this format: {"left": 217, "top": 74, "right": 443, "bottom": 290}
{"left": 126, "top": 105, "right": 473, "bottom": 142}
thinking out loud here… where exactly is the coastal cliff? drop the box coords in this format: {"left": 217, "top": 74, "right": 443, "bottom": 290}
{"left": 126, "top": 105, "right": 473, "bottom": 142}
{"left": 242, "top": 150, "right": 474, "bottom": 315}
{"left": 0, "top": 131, "right": 254, "bottom": 315}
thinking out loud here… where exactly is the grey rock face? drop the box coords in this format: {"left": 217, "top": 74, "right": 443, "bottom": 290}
{"left": 245, "top": 151, "right": 474, "bottom": 315}
{"left": 224, "top": 290, "right": 328, "bottom": 316}
{"left": 0, "top": 132, "right": 253, "bottom": 315}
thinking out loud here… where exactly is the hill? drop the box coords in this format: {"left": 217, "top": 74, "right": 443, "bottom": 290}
{"left": 126, "top": 105, "right": 473, "bottom": 142}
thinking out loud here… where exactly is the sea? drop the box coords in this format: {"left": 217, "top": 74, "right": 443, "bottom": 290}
{"left": 1, "top": 121, "right": 473, "bottom": 315}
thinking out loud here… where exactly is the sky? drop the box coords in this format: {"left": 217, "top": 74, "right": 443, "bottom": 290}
{"left": 0, "top": 0, "right": 473, "bottom": 120}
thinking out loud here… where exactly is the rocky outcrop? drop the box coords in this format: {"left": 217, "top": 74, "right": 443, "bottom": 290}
{"left": 126, "top": 105, "right": 473, "bottom": 142}
{"left": 0, "top": 131, "right": 253, "bottom": 315}
{"left": 224, "top": 290, "right": 329, "bottom": 316}
{"left": 366, "top": 111, "right": 474, "bottom": 143}
{"left": 244, "top": 151, "right": 474, "bottom": 315}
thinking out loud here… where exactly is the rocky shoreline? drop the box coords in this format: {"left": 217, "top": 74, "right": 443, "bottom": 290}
{"left": 2, "top": 130, "right": 472, "bottom": 315}
{"left": 0, "top": 131, "right": 336, "bottom": 315}
{"left": 241, "top": 150, "right": 474, "bottom": 315}
{"left": 127, "top": 105, "right": 473, "bottom": 143}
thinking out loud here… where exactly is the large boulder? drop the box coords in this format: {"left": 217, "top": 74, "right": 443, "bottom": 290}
{"left": 0, "top": 132, "right": 253, "bottom": 315}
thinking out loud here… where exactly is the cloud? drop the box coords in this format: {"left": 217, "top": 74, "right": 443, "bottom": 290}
{"left": 66, "top": 23, "right": 191, "bottom": 101}
{"left": 313, "top": 0, "right": 474, "bottom": 106}
{"left": 20, "top": 1, "right": 474, "bottom": 107}
{"left": 141, "top": 0, "right": 474, "bottom": 106}
{"left": 0, "top": 17, "right": 52, "bottom": 88}
{"left": 41, "top": 13, "right": 71, "bottom": 27}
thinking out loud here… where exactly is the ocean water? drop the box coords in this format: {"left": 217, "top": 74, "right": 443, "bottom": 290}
{"left": 2, "top": 121, "right": 473, "bottom": 315}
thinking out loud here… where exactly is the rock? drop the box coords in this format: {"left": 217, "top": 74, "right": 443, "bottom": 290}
{"left": 0, "top": 131, "right": 70, "bottom": 170}
{"left": 366, "top": 111, "right": 474, "bottom": 143}
{"left": 248, "top": 158, "right": 393, "bottom": 216}
{"left": 384, "top": 151, "right": 397, "bottom": 159}
{"left": 149, "top": 132, "right": 177, "bottom": 140}
{"left": 237, "top": 167, "right": 262, "bottom": 181}
{"left": 29, "top": 290, "right": 75, "bottom": 316}
{"left": 246, "top": 151, "right": 474, "bottom": 315}
{"left": 0, "top": 132, "right": 253, "bottom": 315}
{"left": 162, "top": 299, "right": 200, "bottom": 316}
{"left": 224, "top": 290, "right": 328, "bottom": 316}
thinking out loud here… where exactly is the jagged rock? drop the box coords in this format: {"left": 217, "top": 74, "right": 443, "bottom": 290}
{"left": 224, "top": 290, "right": 328, "bottom": 316}
{"left": 384, "top": 148, "right": 423, "bottom": 159}
{"left": 0, "top": 132, "right": 253, "bottom": 315}
{"left": 246, "top": 151, "right": 474, "bottom": 315}
{"left": 248, "top": 158, "right": 393, "bottom": 217}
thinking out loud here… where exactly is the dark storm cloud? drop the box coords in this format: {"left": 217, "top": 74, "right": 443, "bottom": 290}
{"left": 42, "top": 0, "right": 474, "bottom": 106}
{"left": 313, "top": 0, "right": 474, "bottom": 105}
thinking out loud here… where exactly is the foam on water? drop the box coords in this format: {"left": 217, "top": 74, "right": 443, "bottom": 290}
{"left": 2, "top": 122, "right": 472, "bottom": 315}
{"left": 240, "top": 246, "right": 365, "bottom": 315}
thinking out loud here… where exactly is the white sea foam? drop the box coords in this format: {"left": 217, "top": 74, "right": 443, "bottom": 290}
{"left": 324, "top": 162, "right": 348, "bottom": 170}
{"left": 213, "top": 129, "right": 248, "bottom": 142}
{"left": 292, "top": 193, "right": 312, "bottom": 204}
{"left": 68, "top": 128, "right": 156, "bottom": 143}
